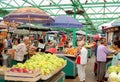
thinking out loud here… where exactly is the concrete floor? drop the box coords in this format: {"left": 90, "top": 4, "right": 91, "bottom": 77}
{"left": 65, "top": 55, "right": 97, "bottom": 82}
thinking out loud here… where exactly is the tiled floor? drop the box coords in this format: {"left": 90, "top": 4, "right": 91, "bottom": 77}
{"left": 65, "top": 55, "right": 97, "bottom": 82}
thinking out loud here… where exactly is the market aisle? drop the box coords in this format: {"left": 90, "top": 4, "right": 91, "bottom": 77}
{"left": 65, "top": 55, "right": 97, "bottom": 82}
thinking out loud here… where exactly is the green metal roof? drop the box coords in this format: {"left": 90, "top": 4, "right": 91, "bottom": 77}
{"left": 0, "top": 0, "right": 120, "bottom": 34}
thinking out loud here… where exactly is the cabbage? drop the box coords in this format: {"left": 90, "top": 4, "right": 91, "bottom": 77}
{"left": 109, "top": 72, "right": 118, "bottom": 82}
{"left": 117, "top": 72, "right": 120, "bottom": 82}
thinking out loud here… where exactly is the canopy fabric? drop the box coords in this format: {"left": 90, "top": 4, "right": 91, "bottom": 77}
{"left": 50, "top": 16, "right": 83, "bottom": 28}
{"left": 4, "top": 7, "right": 54, "bottom": 24}
{"left": 112, "top": 20, "right": 120, "bottom": 27}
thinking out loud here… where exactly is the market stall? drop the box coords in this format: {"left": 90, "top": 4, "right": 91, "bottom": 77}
{"left": 56, "top": 48, "right": 78, "bottom": 77}
{"left": 0, "top": 29, "right": 7, "bottom": 39}
{"left": 0, "top": 66, "right": 6, "bottom": 82}
{"left": 61, "top": 56, "right": 77, "bottom": 77}
{"left": 3, "top": 53, "right": 66, "bottom": 82}
{"left": 103, "top": 26, "right": 119, "bottom": 43}
{"left": 84, "top": 43, "right": 94, "bottom": 58}
{"left": 105, "top": 60, "right": 120, "bottom": 82}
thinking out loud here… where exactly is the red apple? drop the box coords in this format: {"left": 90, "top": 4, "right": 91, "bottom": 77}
{"left": 16, "top": 68, "right": 23, "bottom": 73}
{"left": 23, "top": 68, "right": 29, "bottom": 73}
{"left": 10, "top": 68, "right": 15, "bottom": 72}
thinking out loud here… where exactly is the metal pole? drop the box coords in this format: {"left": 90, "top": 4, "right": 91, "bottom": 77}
{"left": 85, "top": 21, "right": 88, "bottom": 43}
{"left": 72, "top": 6, "right": 77, "bottom": 47}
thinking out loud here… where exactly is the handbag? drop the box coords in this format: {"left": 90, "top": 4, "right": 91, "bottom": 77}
{"left": 76, "top": 55, "right": 81, "bottom": 64}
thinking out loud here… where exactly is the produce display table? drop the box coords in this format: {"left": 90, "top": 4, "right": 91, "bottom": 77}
{"left": 0, "top": 76, "right": 4, "bottom": 82}
{"left": 106, "top": 56, "right": 113, "bottom": 71}
{"left": 85, "top": 44, "right": 94, "bottom": 58}
{"left": 87, "top": 47, "right": 93, "bottom": 58}
{"left": 5, "top": 70, "right": 41, "bottom": 82}
{"left": 59, "top": 56, "right": 77, "bottom": 77}
{"left": 40, "top": 71, "right": 65, "bottom": 82}
{"left": 104, "top": 55, "right": 114, "bottom": 80}
{"left": 4, "top": 71, "right": 65, "bottom": 82}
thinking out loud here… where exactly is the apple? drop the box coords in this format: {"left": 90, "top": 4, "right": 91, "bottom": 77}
{"left": 16, "top": 68, "right": 23, "bottom": 73}
{"left": 10, "top": 68, "right": 15, "bottom": 72}
{"left": 23, "top": 68, "right": 29, "bottom": 73}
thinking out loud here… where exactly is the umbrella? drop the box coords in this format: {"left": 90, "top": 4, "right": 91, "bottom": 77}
{"left": 50, "top": 16, "right": 83, "bottom": 28}
{"left": 112, "top": 19, "right": 120, "bottom": 27}
{"left": 4, "top": 7, "right": 54, "bottom": 25}
{"left": 4, "top": 7, "right": 54, "bottom": 58}
{"left": 76, "top": 30, "right": 86, "bottom": 35}
{"left": 49, "top": 16, "right": 83, "bottom": 47}
{"left": 47, "top": 31, "right": 59, "bottom": 34}
{"left": 92, "top": 34, "right": 101, "bottom": 40}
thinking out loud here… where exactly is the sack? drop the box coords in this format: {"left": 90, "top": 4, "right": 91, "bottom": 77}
{"left": 76, "top": 55, "right": 81, "bottom": 64}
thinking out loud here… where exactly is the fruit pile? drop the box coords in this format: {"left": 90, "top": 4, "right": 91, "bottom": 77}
{"left": 108, "top": 66, "right": 120, "bottom": 74}
{"left": 85, "top": 44, "right": 93, "bottom": 49}
{"left": 9, "top": 67, "right": 33, "bottom": 73}
{"left": 10, "top": 53, "right": 66, "bottom": 75}
{"left": 108, "top": 65, "right": 120, "bottom": 82}
{"left": 64, "top": 48, "right": 77, "bottom": 55}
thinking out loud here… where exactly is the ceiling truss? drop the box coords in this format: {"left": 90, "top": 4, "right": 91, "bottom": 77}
{"left": 0, "top": 0, "right": 120, "bottom": 34}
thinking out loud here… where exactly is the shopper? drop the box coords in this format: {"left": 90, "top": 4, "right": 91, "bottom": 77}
{"left": 2, "top": 49, "right": 11, "bottom": 67}
{"left": 7, "top": 37, "right": 12, "bottom": 49}
{"left": 12, "top": 38, "right": 19, "bottom": 49}
{"left": 111, "top": 41, "right": 120, "bottom": 65}
{"left": 76, "top": 41, "right": 88, "bottom": 82}
{"left": 14, "top": 37, "right": 30, "bottom": 63}
{"left": 96, "top": 39, "right": 112, "bottom": 82}
{"left": 38, "top": 39, "right": 46, "bottom": 52}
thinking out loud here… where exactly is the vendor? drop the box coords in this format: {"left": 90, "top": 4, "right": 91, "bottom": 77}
{"left": 14, "top": 37, "right": 30, "bottom": 63}
{"left": 116, "top": 35, "right": 120, "bottom": 41}
{"left": 2, "top": 49, "right": 11, "bottom": 67}
{"left": 111, "top": 41, "right": 120, "bottom": 65}
{"left": 46, "top": 40, "right": 52, "bottom": 46}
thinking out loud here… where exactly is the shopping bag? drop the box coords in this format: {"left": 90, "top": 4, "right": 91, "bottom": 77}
{"left": 76, "top": 55, "right": 81, "bottom": 64}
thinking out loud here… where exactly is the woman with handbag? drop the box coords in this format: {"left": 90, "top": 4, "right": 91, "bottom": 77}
{"left": 76, "top": 41, "right": 88, "bottom": 82}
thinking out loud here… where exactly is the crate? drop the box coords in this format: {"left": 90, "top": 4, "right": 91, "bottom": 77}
{"left": 5, "top": 70, "right": 40, "bottom": 82}
{"left": 0, "top": 66, "right": 7, "bottom": 75}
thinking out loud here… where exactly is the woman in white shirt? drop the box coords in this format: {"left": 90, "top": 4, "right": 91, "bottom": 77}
{"left": 76, "top": 41, "right": 88, "bottom": 82}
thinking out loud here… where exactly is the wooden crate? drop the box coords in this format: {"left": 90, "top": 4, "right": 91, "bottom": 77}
{"left": 0, "top": 66, "right": 7, "bottom": 75}
{"left": 0, "top": 68, "right": 5, "bottom": 75}
{"left": 5, "top": 70, "right": 40, "bottom": 82}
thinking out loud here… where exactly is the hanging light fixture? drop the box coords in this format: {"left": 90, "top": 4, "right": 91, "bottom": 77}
{"left": 85, "top": 0, "right": 88, "bottom": 4}
{"left": 104, "top": 0, "right": 107, "bottom": 2}
{"left": 65, "top": 9, "right": 84, "bottom": 15}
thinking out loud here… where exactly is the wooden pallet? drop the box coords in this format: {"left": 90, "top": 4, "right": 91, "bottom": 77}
{"left": 5, "top": 70, "right": 40, "bottom": 82}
